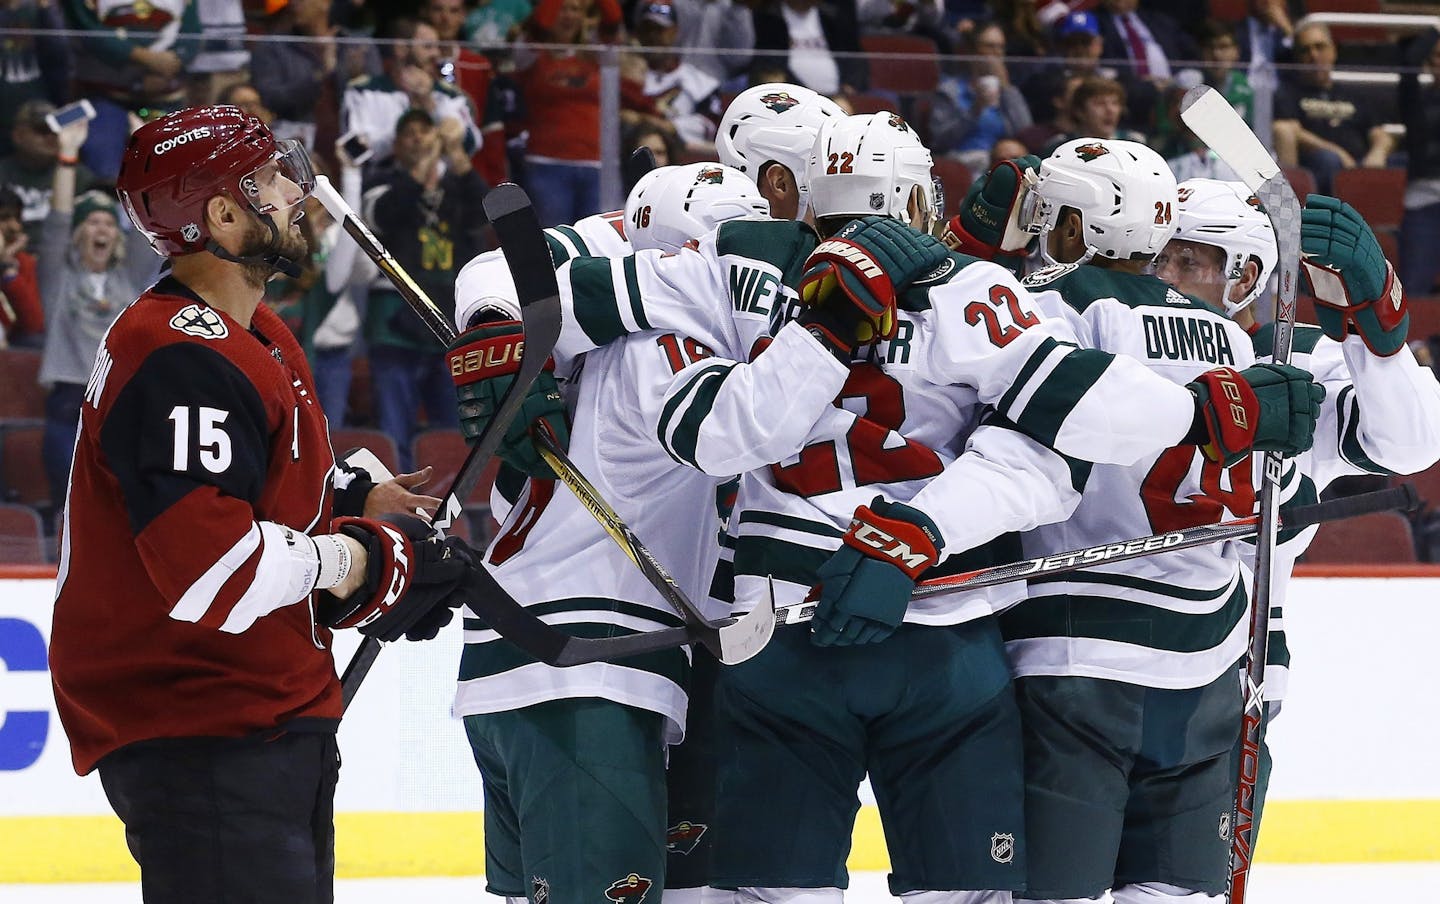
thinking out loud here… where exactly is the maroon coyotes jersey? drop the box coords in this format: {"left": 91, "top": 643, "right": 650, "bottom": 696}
{"left": 50, "top": 277, "right": 343, "bottom": 774}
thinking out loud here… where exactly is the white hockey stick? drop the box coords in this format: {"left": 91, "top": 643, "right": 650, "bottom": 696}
{"left": 1181, "top": 85, "right": 1303, "bottom": 904}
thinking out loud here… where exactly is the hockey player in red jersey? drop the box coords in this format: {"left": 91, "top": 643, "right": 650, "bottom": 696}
{"left": 48, "top": 105, "right": 480, "bottom": 904}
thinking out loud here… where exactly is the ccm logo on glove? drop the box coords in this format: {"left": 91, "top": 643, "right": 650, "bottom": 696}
{"left": 846, "top": 519, "right": 939, "bottom": 577}
{"left": 369, "top": 523, "right": 411, "bottom": 621}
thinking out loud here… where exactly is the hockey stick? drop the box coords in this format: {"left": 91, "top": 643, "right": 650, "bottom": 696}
{"left": 1181, "top": 84, "right": 1301, "bottom": 904}
{"left": 532, "top": 425, "right": 777, "bottom": 664}
{"left": 313, "top": 179, "right": 563, "bottom": 708}
{"left": 537, "top": 483, "right": 1420, "bottom": 662}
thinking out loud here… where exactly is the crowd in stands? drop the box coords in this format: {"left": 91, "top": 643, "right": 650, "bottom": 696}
{"left": 3, "top": 0, "right": 1440, "bottom": 561}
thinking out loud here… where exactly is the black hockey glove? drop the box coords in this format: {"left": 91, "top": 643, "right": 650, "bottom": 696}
{"left": 317, "top": 514, "right": 478, "bottom": 642}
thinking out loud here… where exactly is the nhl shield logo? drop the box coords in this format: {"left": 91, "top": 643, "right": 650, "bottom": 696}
{"left": 1219, "top": 811, "right": 1232, "bottom": 841}
{"left": 869, "top": 192, "right": 886, "bottom": 211}
{"left": 181, "top": 223, "right": 201, "bottom": 243}
{"left": 169, "top": 304, "right": 229, "bottom": 340}
{"left": 760, "top": 92, "right": 800, "bottom": 114}
{"left": 604, "top": 873, "right": 653, "bottom": 903}
{"left": 666, "top": 821, "right": 708, "bottom": 855}
{"left": 990, "top": 832, "right": 1016, "bottom": 864}
{"left": 532, "top": 876, "right": 550, "bottom": 904}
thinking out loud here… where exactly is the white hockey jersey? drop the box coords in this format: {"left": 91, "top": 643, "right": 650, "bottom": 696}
{"left": 553, "top": 220, "right": 1219, "bottom": 627}
{"left": 1002, "top": 264, "right": 1267, "bottom": 689}
{"left": 1254, "top": 323, "right": 1440, "bottom": 701}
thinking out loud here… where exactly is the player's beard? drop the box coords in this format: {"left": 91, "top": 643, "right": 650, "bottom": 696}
{"left": 236, "top": 211, "right": 309, "bottom": 289}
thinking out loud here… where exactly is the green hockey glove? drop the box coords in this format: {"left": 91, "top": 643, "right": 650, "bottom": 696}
{"left": 447, "top": 319, "right": 570, "bottom": 479}
{"left": 811, "top": 497, "right": 942, "bottom": 647}
{"left": 798, "top": 216, "right": 951, "bottom": 351}
{"left": 1188, "top": 363, "right": 1324, "bottom": 467}
{"left": 1300, "top": 194, "right": 1409, "bottom": 356}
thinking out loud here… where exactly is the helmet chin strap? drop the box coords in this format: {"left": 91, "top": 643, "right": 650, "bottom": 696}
{"left": 205, "top": 213, "right": 302, "bottom": 278}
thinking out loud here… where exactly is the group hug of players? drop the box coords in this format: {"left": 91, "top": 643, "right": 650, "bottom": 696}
{"left": 46, "top": 85, "right": 1440, "bottom": 904}
{"left": 441, "top": 83, "right": 1440, "bottom": 904}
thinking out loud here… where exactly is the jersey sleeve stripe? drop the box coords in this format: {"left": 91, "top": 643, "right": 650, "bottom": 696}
{"left": 218, "top": 521, "right": 310, "bottom": 634}
{"left": 1007, "top": 346, "right": 1110, "bottom": 448}
{"left": 995, "top": 337, "right": 1069, "bottom": 420}
{"left": 623, "top": 255, "right": 651, "bottom": 332}
{"left": 658, "top": 363, "right": 732, "bottom": 467}
{"left": 170, "top": 522, "right": 262, "bottom": 623}
{"left": 547, "top": 225, "right": 589, "bottom": 262}
{"left": 567, "top": 258, "right": 627, "bottom": 346}
{"left": 1336, "top": 384, "right": 1396, "bottom": 475}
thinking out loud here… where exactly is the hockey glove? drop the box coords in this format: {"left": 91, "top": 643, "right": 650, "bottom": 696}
{"left": 1188, "top": 364, "right": 1324, "bottom": 467}
{"left": 941, "top": 155, "right": 1040, "bottom": 277}
{"left": 1300, "top": 194, "right": 1409, "bottom": 356}
{"left": 811, "top": 497, "right": 942, "bottom": 647}
{"left": 797, "top": 216, "right": 951, "bottom": 352}
{"left": 317, "top": 514, "right": 477, "bottom": 642}
{"left": 447, "top": 319, "right": 570, "bottom": 479}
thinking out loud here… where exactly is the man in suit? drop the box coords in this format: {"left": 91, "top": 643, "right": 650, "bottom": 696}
{"left": 1095, "top": 0, "right": 1197, "bottom": 134}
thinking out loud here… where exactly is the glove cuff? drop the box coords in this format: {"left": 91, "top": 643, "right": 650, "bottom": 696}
{"left": 1189, "top": 366, "right": 1259, "bottom": 467}
{"left": 320, "top": 517, "right": 414, "bottom": 630}
{"left": 448, "top": 321, "right": 553, "bottom": 386}
{"left": 842, "top": 500, "right": 942, "bottom": 581}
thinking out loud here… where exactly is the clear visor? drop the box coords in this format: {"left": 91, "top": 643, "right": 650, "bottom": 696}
{"left": 1015, "top": 174, "right": 1049, "bottom": 236}
{"left": 239, "top": 139, "right": 316, "bottom": 216}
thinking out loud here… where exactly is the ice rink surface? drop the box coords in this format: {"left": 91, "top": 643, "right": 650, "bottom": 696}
{"left": 5, "top": 864, "right": 1438, "bottom": 902}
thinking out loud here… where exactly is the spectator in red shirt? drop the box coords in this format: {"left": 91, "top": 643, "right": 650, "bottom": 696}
{"left": 0, "top": 185, "right": 43, "bottom": 348}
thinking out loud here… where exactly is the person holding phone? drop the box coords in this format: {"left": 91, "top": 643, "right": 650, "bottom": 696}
{"left": 0, "top": 100, "right": 98, "bottom": 247}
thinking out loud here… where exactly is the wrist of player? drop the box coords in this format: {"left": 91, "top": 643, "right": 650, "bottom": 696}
{"left": 1187, "top": 364, "right": 1323, "bottom": 466}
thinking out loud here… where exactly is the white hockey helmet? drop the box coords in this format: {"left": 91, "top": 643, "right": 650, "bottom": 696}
{"left": 1024, "top": 137, "right": 1179, "bottom": 265}
{"left": 625, "top": 162, "right": 771, "bottom": 253}
{"left": 807, "top": 112, "right": 937, "bottom": 232}
{"left": 716, "top": 83, "right": 845, "bottom": 219}
{"left": 1173, "top": 178, "right": 1278, "bottom": 315}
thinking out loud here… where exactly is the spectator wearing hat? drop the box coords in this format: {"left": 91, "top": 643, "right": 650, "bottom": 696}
{"left": 753, "top": 0, "right": 868, "bottom": 98}
{"left": 250, "top": 0, "right": 341, "bottom": 161}
{"left": 0, "top": 185, "right": 44, "bottom": 348}
{"left": 37, "top": 117, "right": 157, "bottom": 503}
{"left": 0, "top": 101, "right": 98, "bottom": 249}
{"left": 630, "top": 1, "right": 724, "bottom": 152}
{"left": 1019, "top": 13, "right": 1113, "bottom": 141}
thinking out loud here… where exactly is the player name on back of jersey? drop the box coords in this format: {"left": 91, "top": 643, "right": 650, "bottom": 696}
{"left": 1142, "top": 311, "right": 1238, "bottom": 365}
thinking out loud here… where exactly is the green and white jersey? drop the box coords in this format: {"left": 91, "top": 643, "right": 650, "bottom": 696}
{"left": 1254, "top": 325, "right": 1440, "bottom": 700}
{"left": 453, "top": 210, "right": 630, "bottom": 332}
{"left": 340, "top": 72, "right": 483, "bottom": 160}
{"left": 556, "top": 220, "right": 1214, "bottom": 623}
{"left": 1001, "top": 265, "right": 1267, "bottom": 689}
{"left": 455, "top": 218, "right": 849, "bottom": 742}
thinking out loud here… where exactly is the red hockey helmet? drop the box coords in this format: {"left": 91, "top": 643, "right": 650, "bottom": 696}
{"left": 117, "top": 105, "right": 315, "bottom": 257}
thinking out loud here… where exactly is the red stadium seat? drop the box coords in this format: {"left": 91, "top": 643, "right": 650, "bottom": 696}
{"left": 1207, "top": 0, "right": 1248, "bottom": 22}
{"left": 848, "top": 92, "right": 900, "bottom": 116}
{"left": 1405, "top": 298, "right": 1440, "bottom": 340}
{"left": 0, "top": 502, "right": 45, "bottom": 564}
{"left": 1332, "top": 168, "right": 1405, "bottom": 230}
{"left": 859, "top": 34, "right": 941, "bottom": 96}
{"left": 331, "top": 427, "right": 400, "bottom": 477}
{"left": 0, "top": 348, "right": 44, "bottom": 420}
{"left": 1303, "top": 511, "right": 1417, "bottom": 564}
{"left": 1282, "top": 166, "right": 1316, "bottom": 204}
{"left": 411, "top": 428, "right": 497, "bottom": 506}
{"left": 931, "top": 157, "right": 973, "bottom": 219}
{"left": 0, "top": 422, "right": 48, "bottom": 507}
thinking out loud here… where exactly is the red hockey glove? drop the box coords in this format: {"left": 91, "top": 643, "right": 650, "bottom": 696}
{"left": 1188, "top": 364, "right": 1324, "bottom": 467}
{"left": 811, "top": 498, "right": 942, "bottom": 647}
{"left": 318, "top": 514, "right": 477, "bottom": 642}
{"left": 447, "top": 318, "right": 570, "bottom": 479}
